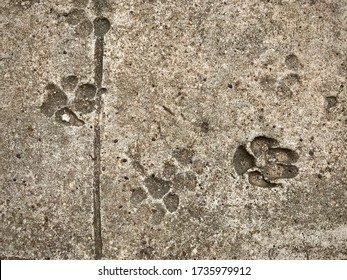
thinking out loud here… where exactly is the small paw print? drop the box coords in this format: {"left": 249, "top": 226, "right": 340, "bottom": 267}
{"left": 233, "top": 136, "right": 299, "bottom": 188}
{"left": 130, "top": 147, "right": 206, "bottom": 224}
{"left": 129, "top": 175, "right": 179, "bottom": 225}
{"left": 40, "top": 75, "right": 104, "bottom": 126}
{"left": 63, "top": 1, "right": 111, "bottom": 38}
{"left": 64, "top": 7, "right": 93, "bottom": 37}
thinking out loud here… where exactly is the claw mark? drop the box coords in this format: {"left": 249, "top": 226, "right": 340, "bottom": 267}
{"left": 162, "top": 105, "right": 175, "bottom": 116}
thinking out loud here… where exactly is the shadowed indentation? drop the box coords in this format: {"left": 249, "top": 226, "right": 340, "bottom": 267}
{"left": 260, "top": 75, "right": 276, "bottom": 91}
{"left": 132, "top": 161, "right": 146, "bottom": 175}
{"left": 262, "top": 163, "right": 299, "bottom": 180}
{"left": 61, "top": 75, "right": 78, "bottom": 92}
{"left": 55, "top": 107, "right": 84, "bottom": 126}
{"left": 233, "top": 145, "right": 255, "bottom": 175}
{"left": 285, "top": 53, "right": 300, "bottom": 70}
{"left": 75, "top": 83, "right": 97, "bottom": 100}
{"left": 73, "top": 98, "right": 96, "bottom": 114}
{"left": 276, "top": 82, "right": 293, "bottom": 99}
{"left": 144, "top": 176, "right": 171, "bottom": 199}
{"left": 91, "top": 13, "right": 111, "bottom": 261}
{"left": 250, "top": 136, "right": 278, "bottom": 157}
{"left": 163, "top": 193, "right": 179, "bottom": 212}
{"left": 281, "top": 73, "right": 301, "bottom": 87}
{"left": 94, "top": 17, "right": 111, "bottom": 37}
{"left": 130, "top": 188, "right": 147, "bottom": 205}
{"left": 248, "top": 171, "right": 278, "bottom": 188}
{"left": 325, "top": 96, "right": 337, "bottom": 109}
{"left": 266, "top": 148, "right": 299, "bottom": 164}
{"left": 40, "top": 84, "right": 68, "bottom": 117}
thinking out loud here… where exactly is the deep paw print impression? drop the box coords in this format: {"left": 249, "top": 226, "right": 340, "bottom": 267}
{"left": 40, "top": 76, "right": 104, "bottom": 126}
{"left": 233, "top": 136, "right": 299, "bottom": 188}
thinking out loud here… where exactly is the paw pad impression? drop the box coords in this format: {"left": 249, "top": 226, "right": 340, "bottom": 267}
{"left": 40, "top": 75, "right": 104, "bottom": 126}
{"left": 129, "top": 147, "right": 205, "bottom": 224}
{"left": 233, "top": 136, "right": 299, "bottom": 188}
{"left": 63, "top": 1, "right": 111, "bottom": 38}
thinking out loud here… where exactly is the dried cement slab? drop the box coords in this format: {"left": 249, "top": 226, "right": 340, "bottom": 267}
{"left": 1, "top": 0, "right": 346, "bottom": 260}
{"left": 101, "top": 0, "right": 347, "bottom": 259}
{"left": 0, "top": 0, "right": 96, "bottom": 259}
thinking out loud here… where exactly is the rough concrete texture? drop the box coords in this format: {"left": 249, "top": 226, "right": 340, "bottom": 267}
{"left": 0, "top": 0, "right": 346, "bottom": 259}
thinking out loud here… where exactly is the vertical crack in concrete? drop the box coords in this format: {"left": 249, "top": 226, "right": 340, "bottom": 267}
{"left": 92, "top": 0, "right": 110, "bottom": 260}
{"left": 93, "top": 35, "right": 103, "bottom": 259}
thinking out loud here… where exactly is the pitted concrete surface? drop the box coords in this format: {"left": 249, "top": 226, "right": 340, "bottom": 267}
{"left": 1, "top": 0, "right": 346, "bottom": 259}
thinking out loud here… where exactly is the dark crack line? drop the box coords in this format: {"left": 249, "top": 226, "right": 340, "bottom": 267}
{"left": 91, "top": 0, "right": 111, "bottom": 260}
{"left": 93, "top": 36, "right": 104, "bottom": 260}
{"left": 92, "top": 0, "right": 111, "bottom": 260}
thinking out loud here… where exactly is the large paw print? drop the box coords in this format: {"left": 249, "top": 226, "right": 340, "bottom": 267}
{"left": 130, "top": 147, "right": 205, "bottom": 224}
{"left": 40, "top": 75, "right": 103, "bottom": 126}
{"left": 233, "top": 136, "right": 299, "bottom": 188}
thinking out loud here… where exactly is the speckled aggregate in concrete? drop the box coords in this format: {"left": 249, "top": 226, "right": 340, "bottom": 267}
{"left": 0, "top": 0, "right": 346, "bottom": 259}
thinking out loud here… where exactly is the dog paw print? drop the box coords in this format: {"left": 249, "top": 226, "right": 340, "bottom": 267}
{"left": 129, "top": 174, "right": 178, "bottom": 225}
{"left": 233, "top": 136, "right": 299, "bottom": 188}
{"left": 63, "top": 1, "right": 111, "bottom": 38}
{"left": 130, "top": 147, "right": 205, "bottom": 224}
{"left": 40, "top": 75, "right": 103, "bottom": 126}
{"left": 63, "top": 1, "right": 92, "bottom": 37}
{"left": 259, "top": 53, "right": 302, "bottom": 99}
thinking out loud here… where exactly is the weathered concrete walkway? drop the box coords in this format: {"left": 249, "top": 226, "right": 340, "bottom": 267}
{"left": 1, "top": 0, "right": 346, "bottom": 259}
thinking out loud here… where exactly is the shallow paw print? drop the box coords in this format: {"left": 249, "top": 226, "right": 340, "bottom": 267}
{"left": 130, "top": 174, "right": 179, "bottom": 225}
{"left": 233, "top": 136, "right": 299, "bottom": 188}
{"left": 172, "top": 171, "right": 197, "bottom": 192}
{"left": 130, "top": 147, "right": 204, "bottom": 224}
{"left": 170, "top": 147, "right": 206, "bottom": 194}
{"left": 63, "top": 1, "right": 111, "bottom": 38}
{"left": 259, "top": 53, "right": 302, "bottom": 99}
{"left": 40, "top": 75, "right": 101, "bottom": 126}
{"left": 144, "top": 175, "right": 171, "bottom": 199}
{"left": 144, "top": 174, "right": 180, "bottom": 214}
{"left": 63, "top": 0, "right": 93, "bottom": 37}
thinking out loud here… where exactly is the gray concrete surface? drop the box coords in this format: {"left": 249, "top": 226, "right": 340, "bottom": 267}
{"left": 1, "top": 0, "right": 346, "bottom": 259}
